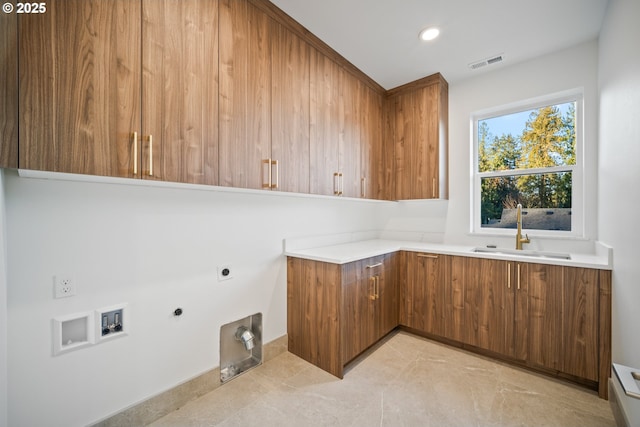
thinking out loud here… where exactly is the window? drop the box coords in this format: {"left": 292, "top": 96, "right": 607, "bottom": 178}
{"left": 472, "top": 91, "right": 583, "bottom": 236}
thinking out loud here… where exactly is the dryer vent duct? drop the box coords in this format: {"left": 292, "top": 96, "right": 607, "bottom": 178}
{"left": 469, "top": 53, "right": 504, "bottom": 70}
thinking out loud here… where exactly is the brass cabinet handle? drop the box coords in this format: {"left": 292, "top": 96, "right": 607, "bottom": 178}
{"left": 339, "top": 173, "right": 344, "bottom": 195}
{"left": 361, "top": 177, "right": 366, "bottom": 198}
{"left": 148, "top": 135, "right": 153, "bottom": 177}
{"left": 517, "top": 264, "right": 521, "bottom": 290}
{"left": 272, "top": 159, "right": 279, "bottom": 189}
{"left": 366, "top": 262, "right": 383, "bottom": 269}
{"left": 369, "top": 276, "right": 376, "bottom": 300}
{"left": 263, "top": 159, "right": 279, "bottom": 189}
{"left": 417, "top": 253, "right": 438, "bottom": 259}
{"left": 133, "top": 132, "right": 138, "bottom": 175}
{"left": 375, "top": 276, "right": 380, "bottom": 299}
{"left": 507, "top": 263, "right": 511, "bottom": 289}
{"left": 263, "top": 159, "right": 272, "bottom": 188}
{"left": 333, "top": 172, "right": 340, "bottom": 195}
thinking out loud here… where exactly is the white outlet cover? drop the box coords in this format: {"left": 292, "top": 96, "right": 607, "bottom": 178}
{"left": 217, "top": 265, "right": 233, "bottom": 281}
{"left": 54, "top": 276, "right": 76, "bottom": 299}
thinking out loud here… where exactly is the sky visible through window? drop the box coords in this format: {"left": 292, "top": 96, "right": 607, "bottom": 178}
{"left": 481, "top": 103, "right": 573, "bottom": 142}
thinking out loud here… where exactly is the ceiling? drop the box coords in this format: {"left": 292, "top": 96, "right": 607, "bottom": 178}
{"left": 269, "top": 0, "right": 610, "bottom": 89}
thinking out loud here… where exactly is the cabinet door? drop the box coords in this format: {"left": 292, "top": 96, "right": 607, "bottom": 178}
{"left": 309, "top": 49, "right": 340, "bottom": 195}
{"left": 461, "top": 257, "right": 514, "bottom": 356}
{"left": 219, "top": 0, "right": 271, "bottom": 189}
{"left": 391, "top": 76, "right": 448, "bottom": 200}
{"left": 287, "top": 257, "right": 343, "bottom": 378}
{"left": 19, "top": 0, "right": 141, "bottom": 177}
{"left": 1, "top": 3, "right": 17, "bottom": 168}
{"left": 401, "top": 252, "right": 447, "bottom": 336}
{"left": 341, "top": 258, "right": 375, "bottom": 364}
{"left": 518, "top": 262, "right": 563, "bottom": 371}
{"left": 376, "top": 253, "right": 398, "bottom": 339}
{"left": 561, "top": 267, "right": 599, "bottom": 380}
{"left": 447, "top": 255, "right": 466, "bottom": 342}
{"left": 360, "top": 84, "right": 385, "bottom": 200}
{"left": 338, "top": 69, "right": 362, "bottom": 198}
{"left": 142, "top": 0, "right": 219, "bottom": 184}
{"left": 270, "top": 22, "right": 310, "bottom": 193}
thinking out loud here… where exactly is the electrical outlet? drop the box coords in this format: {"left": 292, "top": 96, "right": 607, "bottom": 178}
{"left": 217, "top": 265, "right": 233, "bottom": 281}
{"left": 54, "top": 276, "right": 76, "bottom": 299}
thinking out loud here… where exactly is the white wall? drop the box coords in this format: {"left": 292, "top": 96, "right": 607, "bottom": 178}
{"left": 0, "top": 170, "right": 8, "bottom": 427}
{"left": 445, "top": 40, "right": 600, "bottom": 253}
{"left": 5, "top": 170, "right": 384, "bottom": 426}
{"left": 598, "top": 0, "right": 640, "bottom": 423}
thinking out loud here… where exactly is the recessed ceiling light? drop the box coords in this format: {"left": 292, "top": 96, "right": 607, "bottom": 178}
{"left": 419, "top": 27, "right": 440, "bottom": 41}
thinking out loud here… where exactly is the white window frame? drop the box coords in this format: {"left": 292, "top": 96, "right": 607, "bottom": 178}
{"left": 471, "top": 89, "right": 585, "bottom": 238}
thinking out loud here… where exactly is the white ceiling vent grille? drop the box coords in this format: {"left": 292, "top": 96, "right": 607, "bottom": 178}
{"left": 469, "top": 53, "right": 504, "bottom": 70}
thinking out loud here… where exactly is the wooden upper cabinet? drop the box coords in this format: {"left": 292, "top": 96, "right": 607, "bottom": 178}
{"left": 309, "top": 49, "right": 340, "bottom": 196}
{"left": 388, "top": 73, "right": 448, "bottom": 200}
{"left": 219, "top": 0, "right": 271, "bottom": 190}
{"left": 361, "top": 84, "right": 386, "bottom": 200}
{"left": 142, "top": 0, "right": 219, "bottom": 185}
{"left": 270, "top": 22, "right": 310, "bottom": 193}
{"left": 338, "top": 69, "right": 362, "bottom": 198}
{"left": 0, "top": 3, "right": 18, "bottom": 168}
{"left": 309, "top": 50, "right": 369, "bottom": 198}
{"left": 18, "top": 0, "right": 219, "bottom": 184}
{"left": 18, "top": 0, "right": 142, "bottom": 177}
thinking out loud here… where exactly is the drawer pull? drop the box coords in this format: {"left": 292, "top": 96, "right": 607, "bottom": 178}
{"left": 366, "top": 262, "right": 383, "bottom": 269}
{"left": 417, "top": 254, "right": 438, "bottom": 259}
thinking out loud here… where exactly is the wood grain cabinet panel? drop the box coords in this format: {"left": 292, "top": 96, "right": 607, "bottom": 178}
{"left": 309, "top": 49, "right": 340, "bottom": 196}
{"left": 518, "top": 263, "right": 599, "bottom": 380}
{"left": 18, "top": 0, "right": 219, "bottom": 184}
{"left": 360, "top": 84, "right": 386, "bottom": 200}
{"left": 18, "top": 0, "right": 142, "bottom": 177}
{"left": 219, "top": 0, "right": 271, "bottom": 189}
{"left": 460, "top": 257, "right": 514, "bottom": 356}
{"left": 270, "top": 22, "right": 310, "bottom": 193}
{"left": 387, "top": 74, "right": 448, "bottom": 200}
{"left": 0, "top": 2, "right": 18, "bottom": 168}
{"left": 400, "top": 252, "right": 449, "bottom": 337}
{"left": 287, "top": 257, "right": 342, "bottom": 377}
{"left": 288, "top": 254, "right": 397, "bottom": 378}
{"left": 433, "top": 255, "right": 608, "bottom": 397}
{"left": 310, "top": 50, "right": 372, "bottom": 198}
{"left": 142, "top": 0, "right": 219, "bottom": 185}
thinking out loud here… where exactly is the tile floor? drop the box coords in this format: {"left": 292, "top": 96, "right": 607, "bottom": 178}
{"left": 149, "top": 331, "right": 615, "bottom": 427}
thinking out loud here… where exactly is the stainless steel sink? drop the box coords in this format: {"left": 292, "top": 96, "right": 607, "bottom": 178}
{"left": 471, "top": 247, "right": 571, "bottom": 260}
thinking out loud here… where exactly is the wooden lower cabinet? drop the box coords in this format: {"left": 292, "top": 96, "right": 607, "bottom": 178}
{"left": 287, "top": 253, "right": 397, "bottom": 378}
{"left": 400, "top": 251, "right": 450, "bottom": 337}
{"left": 520, "top": 263, "right": 601, "bottom": 381}
{"left": 452, "top": 257, "right": 515, "bottom": 356}
{"left": 447, "top": 256, "right": 610, "bottom": 398}
{"left": 288, "top": 251, "right": 610, "bottom": 398}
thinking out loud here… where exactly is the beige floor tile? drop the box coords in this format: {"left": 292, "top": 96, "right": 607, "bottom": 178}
{"left": 149, "top": 331, "right": 615, "bottom": 427}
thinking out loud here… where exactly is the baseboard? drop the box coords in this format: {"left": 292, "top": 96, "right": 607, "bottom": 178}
{"left": 609, "top": 378, "right": 630, "bottom": 427}
{"left": 90, "top": 334, "right": 288, "bottom": 427}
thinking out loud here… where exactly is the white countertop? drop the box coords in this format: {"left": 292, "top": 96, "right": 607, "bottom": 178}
{"left": 284, "top": 239, "right": 613, "bottom": 270}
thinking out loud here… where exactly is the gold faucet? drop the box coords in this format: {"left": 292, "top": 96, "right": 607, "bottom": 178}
{"left": 515, "top": 204, "right": 530, "bottom": 250}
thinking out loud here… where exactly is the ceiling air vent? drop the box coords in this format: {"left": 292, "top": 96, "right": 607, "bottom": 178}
{"left": 469, "top": 53, "right": 504, "bottom": 70}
